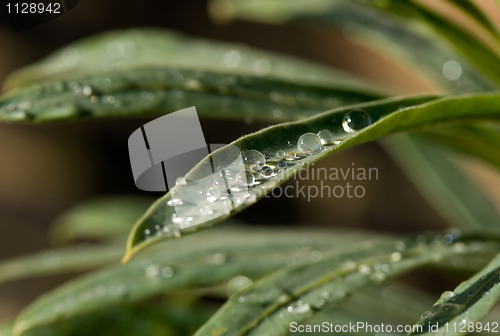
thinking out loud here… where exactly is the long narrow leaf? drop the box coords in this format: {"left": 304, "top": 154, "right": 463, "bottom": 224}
{"left": 124, "top": 93, "right": 500, "bottom": 259}
{"left": 410, "top": 253, "right": 500, "bottom": 335}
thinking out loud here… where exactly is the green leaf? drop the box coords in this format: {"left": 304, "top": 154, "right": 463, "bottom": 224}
{"left": 0, "top": 244, "right": 123, "bottom": 286}
{"left": 410, "top": 253, "right": 500, "bottom": 335}
{"left": 3, "top": 28, "right": 377, "bottom": 92}
{"left": 13, "top": 227, "right": 378, "bottom": 335}
{"left": 425, "top": 124, "right": 500, "bottom": 170}
{"left": 0, "top": 67, "right": 383, "bottom": 123}
{"left": 124, "top": 93, "right": 500, "bottom": 259}
{"left": 381, "top": 133, "right": 500, "bottom": 231}
{"left": 50, "top": 196, "right": 155, "bottom": 243}
{"left": 193, "top": 233, "right": 500, "bottom": 336}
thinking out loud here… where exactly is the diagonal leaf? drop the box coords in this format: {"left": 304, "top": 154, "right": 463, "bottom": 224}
{"left": 12, "top": 227, "right": 378, "bottom": 336}
{"left": 124, "top": 93, "right": 500, "bottom": 259}
{"left": 381, "top": 133, "right": 500, "bottom": 231}
{"left": 50, "top": 196, "right": 155, "bottom": 243}
{"left": 0, "top": 67, "right": 383, "bottom": 123}
{"left": 193, "top": 233, "right": 500, "bottom": 336}
{"left": 410, "top": 253, "right": 500, "bottom": 335}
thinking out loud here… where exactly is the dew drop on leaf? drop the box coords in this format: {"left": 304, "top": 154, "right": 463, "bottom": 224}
{"left": 317, "top": 129, "right": 336, "bottom": 145}
{"left": 297, "top": 133, "right": 322, "bottom": 154}
{"left": 342, "top": 109, "right": 372, "bottom": 133}
{"left": 243, "top": 150, "right": 266, "bottom": 172}
{"left": 260, "top": 165, "right": 274, "bottom": 177}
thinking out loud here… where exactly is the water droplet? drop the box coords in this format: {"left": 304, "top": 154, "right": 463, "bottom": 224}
{"left": 227, "top": 276, "right": 253, "bottom": 296}
{"left": 272, "top": 109, "right": 283, "bottom": 118}
{"left": 82, "top": 85, "right": 92, "bottom": 96}
{"left": 18, "top": 101, "right": 32, "bottom": 110}
{"left": 276, "top": 160, "right": 287, "bottom": 170}
{"left": 167, "top": 198, "right": 183, "bottom": 206}
{"left": 206, "top": 186, "right": 220, "bottom": 202}
{"left": 322, "top": 97, "right": 338, "bottom": 108}
{"left": 260, "top": 165, "right": 274, "bottom": 177}
{"left": 61, "top": 47, "right": 80, "bottom": 66}
{"left": 161, "top": 266, "right": 174, "bottom": 278}
{"left": 145, "top": 264, "right": 160, "bottom": 279}
{"left": 342, "top": 110, "right": 372, "bottom": 133}
{"left": 297, "top": 133, "right": 322, "bottom": 154}
{"left": 310, "top": 250, "right": 323, "bottom": 261}
{"left": 370, "top": 272, "right": 385, "bottom": 282}
{"left": 199, "top": 205, "right": 214, "bottom": 216}
{"left": 317, "top": 129, "right": 336, "bottom": 145}
{"left": 244, "top": 193, "right": 257, "bottom": 204}
{"left": 390, "top": 252, "right": 402, "bottom": 262}
{"left": 442, "top": 60, "right": 462, "bottom": 81}
{"left": 107, "top": 41, "right": 125, "bottom": 58}
{"left": 287, "top": 301, "right": 311, "bottom": 315}
{"left": 141, "top": 91, "right": 155, "bottom": 101}
{"left": 90, "top": 95, "right": 99, "bottom": 103}
{"left": 184, "top": 79, "right": 202, "bottom": 90}
{"left": 103, "top": 95, "right": 116, "bottom": 104}
{"left": 358, "top": 264, "right": 371, "bottom": 274}
{"left": 454, "top": 242, "right": 465, "bottom": 253}
{"left": 253, "top": 58, "right": 272, "bottom": 75}
{"left": 206, "top": 252, "right": 227, "bottom": 265}
{"left": 440, "top": 291, "right": 455, "bottom": 301}
{"left": 176, "top": 177, "right": 187, "bottom": 185}
{"left": 223, "top": 50, "right": 242, "bottom": 68}
{"left": 243, "top": 150, "right": 266, "bottom": 172}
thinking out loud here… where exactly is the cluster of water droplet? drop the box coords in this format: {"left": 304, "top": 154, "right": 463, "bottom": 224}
{"left": 143, "top": 109, "right": 374, "bottom": 240}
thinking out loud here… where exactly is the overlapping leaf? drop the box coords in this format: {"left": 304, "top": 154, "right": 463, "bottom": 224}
{"left": 194, "top": 233, "right": 500, "bottom": 336}
{"left": 12, "top": 227, "right": 377, "bottom": 335}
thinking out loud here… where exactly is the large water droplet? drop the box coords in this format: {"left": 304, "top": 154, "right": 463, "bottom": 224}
{"left": 253, "top": 59, "right": 272, "bottom": 75}
{"left": 227, "top": 275, "right": 253, "bottom": 296}
{"left": 243, "top": 150, "right": 266, "bottom": 172}
{"left": 297, "top": 133, "right": 322, "bottom": 154}
{"left": 223, "top": 50, "right": 242, "bottom": 68}
{"left": 440, "top": 291, "right": 455, "bottom": 301}
{"left": 342, "top": 110, "right": 372, "bottom": 133}
{"left": 161, "top": 266, "right": 174, "bottom": 279}
{"left": 442, "top": 60, "right": 462, "bottom": 81}
{"left": 176, "top": 177, "right": 187, "bottom": 186}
